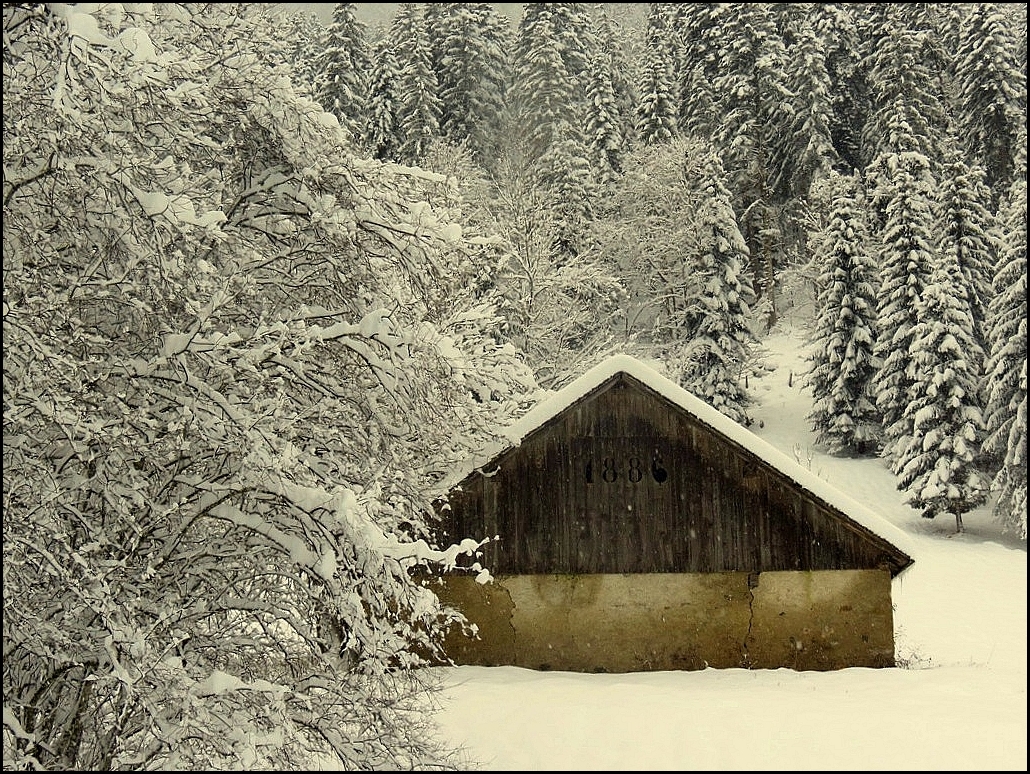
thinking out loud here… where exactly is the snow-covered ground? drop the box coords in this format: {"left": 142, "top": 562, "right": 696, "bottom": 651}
{"left": 424, "top": 327, "right": 1028, "bottom": 771}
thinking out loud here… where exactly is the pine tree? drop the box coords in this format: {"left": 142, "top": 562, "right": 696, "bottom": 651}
{"left": 671, "top": 3, "right": 720, "bottom": 140}
{"left": 584, "top": 45, "right": 625, "bottom": 185}
{"left": 707, "top": 3, "right": 795, "bottom": 328}
{"left": 935, "top": 139, "right": 999, "bottom": 370}
{"left": 389, "top": 1, "right": 421, "bottom": 50}
{"left": 364, "top": 37, "right": 403, "bottom": 161}
{"left": 510, "top": 4, "right": 584, "bottom": 163}
{"left": 860, "top": 6, "right": 949, "bottom": 176}
{"left": 541, "top": 1, "right": 595, "bottom": 86}
{"left": 591, "top": 7, "right": 638, "bottom": 160}
{"left": 893, "top": 245, "right": 989, "bottom": 533}
{"left": 954, "top": 3, "right": 1027, "bottom": 204}
{"left": 313, "top": 3, "right": 371, "bottom": 145}
{"left": 634, "top": 3, "right": 678, "bottom": 146}
{"left": 423, "top": 3, "right": 451, "bottom": 84}
{"left": 634, "top": 48, "right": 678, "bottom": 146}
{"left": 433, "top": 3, "right": 511, "bottom": 162}
{"left": 782, "top": 15, "right": 839, "bottom": 198}
{"left": 709, "top": 3, "right": 795, "bottom": 202}
{"left": 536, "top": 118, "right": 596, "bottom": 255}
{"left": 815, "top": 3, "right": 869, "bottom": 173}
{"left": 394, "top": 7, "right": 442, "bottom": 166}
{"left": 870, "top": 147, "right": 939, "bottom": 461}
{"left": 805, "top": 171, "right": 880, "bottom": 455}
{"left": 277, "top": 10, "right": 325, "bottom": 99}
{"left": 679, "top": 152, "right": 758, "bottom": 425}
{"left": 983, "top": 176, "right": 1028, "bottom": 539}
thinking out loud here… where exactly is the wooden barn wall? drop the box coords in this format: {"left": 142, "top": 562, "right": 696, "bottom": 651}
{"left": 436, "top": 376, "right": 897, "bottom": 576}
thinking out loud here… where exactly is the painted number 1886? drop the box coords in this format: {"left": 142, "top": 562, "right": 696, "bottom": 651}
{"left": 584, "top": 455, "right": 668, "bottom": 484}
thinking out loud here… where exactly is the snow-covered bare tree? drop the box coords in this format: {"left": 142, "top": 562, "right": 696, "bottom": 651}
{"left": 483, "top": 152, "right": 626, "bottom": 389}
{"left": 591, "top": 137, "right": 710, "bottom": 349}
{"left": 2, "top": 4, "right": 536, "bottom": 769}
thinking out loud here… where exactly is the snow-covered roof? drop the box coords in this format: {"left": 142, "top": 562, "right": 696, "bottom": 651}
{"left": 442, "top": 354, "right": 918, "bottom": 566}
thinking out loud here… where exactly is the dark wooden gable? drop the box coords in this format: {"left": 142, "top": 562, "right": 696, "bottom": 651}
{"left": 435, "top": 371, "right": 913, "bottom": 577}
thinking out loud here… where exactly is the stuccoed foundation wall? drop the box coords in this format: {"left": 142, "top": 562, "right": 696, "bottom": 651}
{"left": 433, "top": 570, "right": 896, "bottom": 672}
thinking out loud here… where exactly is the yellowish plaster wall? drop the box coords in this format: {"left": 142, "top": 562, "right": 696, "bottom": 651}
{"left": 433, "top": 570, "right": 895, "bottom": 672}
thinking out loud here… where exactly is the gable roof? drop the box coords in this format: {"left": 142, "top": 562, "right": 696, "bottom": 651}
{"left": 440, "top": 354, "right": 917, "bottom": 573}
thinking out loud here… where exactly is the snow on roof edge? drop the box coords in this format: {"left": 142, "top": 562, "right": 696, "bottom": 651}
{"left": 441, "top": 353, "right": 919, "bottom": 566}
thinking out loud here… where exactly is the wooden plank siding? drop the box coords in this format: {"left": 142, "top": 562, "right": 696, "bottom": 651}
{"left": 435, "top": 373, "right": 912, "bottom": 577}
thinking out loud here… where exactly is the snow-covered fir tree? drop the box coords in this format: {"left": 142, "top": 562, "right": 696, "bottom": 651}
{"left": 954, "top": 2, "right": 1027, "bottom": 204}
{"left": 394, "top": 8, "right": 442, "bottom": 166}
{"left": 590, "top": 6, "right": 638, "bottom": 164}
{"left": 782, "top": 14, "right": 840, "bottom": 199}
{"left": 422, "top": 3, "right": 450, "bottom": 83}
{"left": 538, "top": 1, "right": 595, "bottom": 87}
{"left": 432, "top": 3, "right": 511, "bottom": 163}
{"left": 388, "top": 1, "right": 421, "bottom": 54}
{"left": 275, "top": 9, "right": 325, "bottom": 99}
{"left": 364, "top": 37, "right": 403, "bottom": 161}
{"left": 670, "top": 2, "right": 720, "bottom": 140}
{"left": 510, "top": 3, "right": 587, "bottom": 164}
{"left": 870, "top": 148, "right": 939, "bottom": 465}
{"left": 537, "top": 118, "right": 597, "bottom": 256}
{"left": 934, "top": 139, "right": 999, "bottom": 371}
{"left": 893, "top": 236, "right": 989, "bottom": 533}
{"left": 313, "top": 2, "right": 371, "bottom": 145}
{"left": 707, "top": 3, "right": 795, "bottom": 328}
{"left": 584, "top": 39, "right": 626, "bottom": 185}
{"left": 634, "top": 4, "right": 678, "bottom": 146}
{"left": 515, "top": 12, "right": 597, "bottom": 239}
{"left": 678, "top": 151, "right": 758, "bottom": 425}
{"left": 983, "top": 173, "right": 1028, "bottom": 539}
{"left": 859, "top": 6, "right": 949, "bottom": 177}
{"left": 815, "top": 3, "right": 868, "bottom": 173}
{"left": 709, "top": 3, "right": 795, "bottom": 204}
{"left": 805, "top": 171, "right": 881, "bottom": 455}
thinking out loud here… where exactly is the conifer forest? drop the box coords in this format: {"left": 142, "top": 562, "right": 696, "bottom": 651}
{"left": 2, "top": 3, "right": 1026, "bottom": 770}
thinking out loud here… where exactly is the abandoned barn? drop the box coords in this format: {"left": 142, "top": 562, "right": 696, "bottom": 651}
{"left": 430, "top": 354, "right": 917, "bottom": 673}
